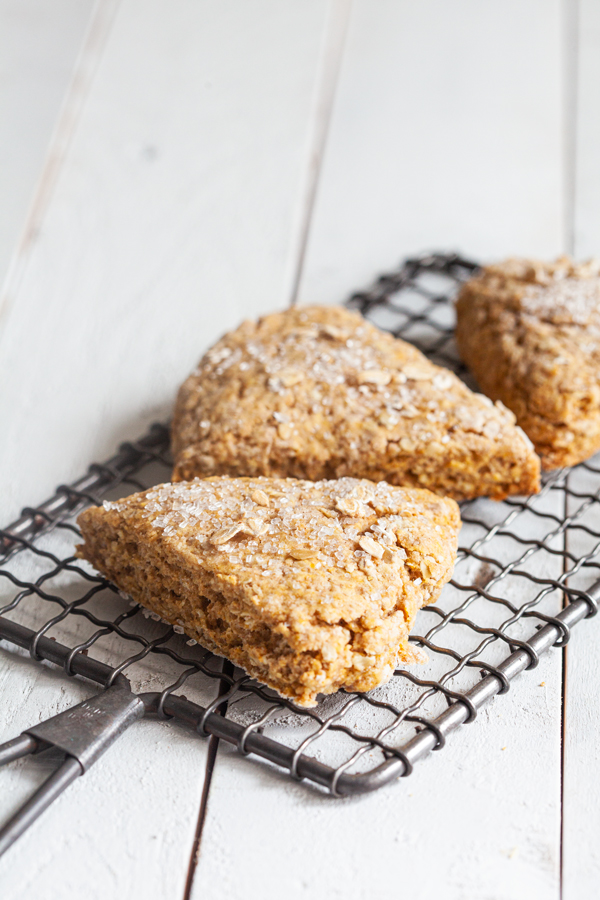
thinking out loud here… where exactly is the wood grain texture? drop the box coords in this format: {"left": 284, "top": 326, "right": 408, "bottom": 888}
{"left": 1, "top": 0, "right": 599, "bottom": 896}
{"left": 573, "top": 0, "right": 600, "bottom": 257}
{"left": 296, "top": 0, "right": 564, "bottom": 308}
{"left": 562, "top": 631, "right": 600, "bottom": 900}
{"left": 560, "top": 4, "right": 600, "bottom": 893}
{"left": 193, "top": 499, "right": 566, "bottom": 900}
{"left": 561, "top": 472, "right": 600, "bottom": 895}
{"left": 0, "top": 0, "right": 332, "bottom": 896}
{"left": 0, "top": 0, "right": 331, "bottom": 525}
{"left": 0, "top": 0, "right": 95, "bottom": 290}
{"left": 196, "top": 664, "right": 562, "bottom": 900}
{"left": 0, "top": 648, "right": 216, "bottom": 900}
{"left": 192, "top": 4, "right": 568, "bottom": 897}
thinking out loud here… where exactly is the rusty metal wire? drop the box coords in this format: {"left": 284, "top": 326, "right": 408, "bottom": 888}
{"left": 1, "top": 252, "right": 599, "bottom": 796}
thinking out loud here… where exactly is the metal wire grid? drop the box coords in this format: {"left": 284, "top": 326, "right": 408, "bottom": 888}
{"left": 1, "top": 252, "right": 600, "bottom": 797}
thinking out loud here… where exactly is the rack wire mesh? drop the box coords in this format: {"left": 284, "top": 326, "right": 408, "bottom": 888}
{"left": 1, "top": 251, "right": 599, "bottom": 796}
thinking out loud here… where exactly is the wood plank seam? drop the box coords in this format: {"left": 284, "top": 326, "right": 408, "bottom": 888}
{"left": 563, "top": 0, "right": 580, "bottom": 256}
{"left": 288, "top": 0, "right": 352, "bottom": 307}
{"left": 184, "top": 1, "right": 350, "bottom": 880}
{"left": 184, "top": 659, "right": 235, "bottom": 898}
{"left": 560, "top": 471, "right": 570, "bottom": 899}
{"left": 0, "top": 2, "right": 577, "bottom": 894}
{"left": 199, "top": 4, "right": 568, "bottom": 892}
{"left": 561, "top": 0, "right": 580, "bottom": 891}
{"left": 0, "top": 0, "right": 118, "bottom": 325}
{"left": 191, "top": 0, "right": 354, "bottom": 867}
{"left": 182, "top": 734, "right": 220, "bottom": 900}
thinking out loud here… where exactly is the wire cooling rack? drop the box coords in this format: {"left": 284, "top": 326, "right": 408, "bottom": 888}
{"left": 2, "top": 251, "right": 600, "bottom": 800}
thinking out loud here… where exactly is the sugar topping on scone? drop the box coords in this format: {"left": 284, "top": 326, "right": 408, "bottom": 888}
{"left": 456, "top": 256, "right": 600, "bottom": 469}
{"left": 77, "top": 475, "right": 461, "bottom": 707}
{"left": 171, "top": 305, "right": 540, "bottom": 500}
{"left": 473, "top": 256, "right": 600, "bottom": 325}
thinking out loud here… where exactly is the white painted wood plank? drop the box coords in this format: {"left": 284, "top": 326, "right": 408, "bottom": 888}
{"left": 572, "top": 0, "right": 600, "bottom": 257}
{"left": 560, "top": 459, "right": 600, "bottom": 898}
{"left": 0, "top": 648, "right": 214, "bottom": 900}
{"left": 0, "top": 1, "right": 574, "bottom": 897}
{"left": 0, "top": 0, "right": 331, "bottom": 525}
{"left": 193, "top": 485, "right": 566, "bottom": 899}
{"left": 193, "top": 3, "right": 568, "bottom": 896}
{"left": 0, "top": 0, "right": 333, "bottom": 895}
{"left": 562, "top": 633, "right": 600, "bottom": 898}
{"left": 0, "top": 0, "right": 95, "bottom": 289}
{"left": 561, "top": 3, "right": 600, "bottom": 893}
{"left": 194, "top": 659, "right": 562, "bottom": 900}
{"left": 297, "top": 0, "right": 565, "bottom": 308}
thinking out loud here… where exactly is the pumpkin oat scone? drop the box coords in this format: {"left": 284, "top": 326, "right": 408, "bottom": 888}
{"left": 171, "top": 305, "right": 539, "bottom": 501}
{"left": 456, "top": 257, "right": 600, "bottom": 469}
{"left": 77, "top": 475, "right": 460, "bottom": 707}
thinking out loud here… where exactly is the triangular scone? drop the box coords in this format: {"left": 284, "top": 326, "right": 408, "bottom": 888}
{"left": 457, "top": 257, "right": 600, "bottom": 469}
{"left": 171, "top": 306, "right": 540, "bottom": 501}
{"left": 77, "top": 476, "right": 460, "bottom": 707}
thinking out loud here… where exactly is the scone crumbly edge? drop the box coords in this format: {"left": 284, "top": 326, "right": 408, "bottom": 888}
{"left": 172, "top": 305, "right": 540, "bottom": 500}
{"left": 456, "top": 256, "right": 600, "bottom": 468}
{"left": 77, "top": 475, "right": 461, "bottom": 706}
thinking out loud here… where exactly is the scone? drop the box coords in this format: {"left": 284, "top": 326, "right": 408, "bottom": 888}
{"left": 77, "top": 475, "right": 461, "bottom": 706}
{"left": 456, "top": 256, "right": 600, "bottom": 469}
{"left": 171, "top": 306, "right": 540, "bottom": 501}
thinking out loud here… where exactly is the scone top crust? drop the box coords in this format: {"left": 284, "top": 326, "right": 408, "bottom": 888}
{"left": 84, "top": 476, "right": 460, "bottom": 625}
{"left": 460, "top": 256, "right": 600, "bottom": 325}
{"left": 172, "top": 305, "right": 539, "bottom": 500}
{"left": 456, "top": 257, "right": 600, "bottom": 468}
{"left": 77, "top": 476, "right": 460, "bottom": 706}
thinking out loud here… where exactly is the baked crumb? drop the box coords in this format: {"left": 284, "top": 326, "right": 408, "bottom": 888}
{"left": 456, "top": 256, "right": 600, "bottom": 468}
{"left": 171, "top": 305, "right": 540, "bottom": 500}
{"left": 77, "top": 475, "right": 461, "bottom": 707}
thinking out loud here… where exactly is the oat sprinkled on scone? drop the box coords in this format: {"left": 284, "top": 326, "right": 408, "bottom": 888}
{"left": 171, "top": 305, "right": 540, "bottom": 500}
{"left": 77, "top": 476, "right": 460, "bottom": 707}
{"left": 456, "top": 256, "right": 600, "bottom": 469}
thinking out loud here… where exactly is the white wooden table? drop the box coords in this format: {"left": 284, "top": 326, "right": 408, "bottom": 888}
{"left": 1, "top": 2, "right": 599, "bottom": 897}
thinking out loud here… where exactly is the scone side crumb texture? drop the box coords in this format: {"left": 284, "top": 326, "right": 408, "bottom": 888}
{"left": 171, "top": 305, "right": 540, "bottom": 501}
{"left": 456, "top": 256, "right": 600, "bottom": 469}
{"left": 76, "top": 476, "right": 461, "bottom": 707}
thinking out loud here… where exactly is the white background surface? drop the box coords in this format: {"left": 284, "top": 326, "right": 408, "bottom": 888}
{"left": 0, "top": 1, "right": 598, "bottom": 898}
{"left": 0, "top": 0, "right": 95, "bottom": 289}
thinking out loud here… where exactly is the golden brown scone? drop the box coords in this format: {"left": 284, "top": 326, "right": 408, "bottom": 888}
{"left": 456, "top": 256, "right": 600, "bottom": 469}
{"left": 77, "top": 475, "right": 460, "bottom": 707}
{"left": 171, "top": 306, "right": 540, "bottom": 501}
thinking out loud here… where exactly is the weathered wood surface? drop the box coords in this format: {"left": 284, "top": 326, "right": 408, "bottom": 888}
{"left": 0, "top": 1, "right": 599, "bottom": 898}
{"left": 0, "top": 1, "right": 334, "bottom": 896}
{"left": 0, "top": 0, "right": 95, "bottom": 288}
{"left": 561, "top": 5, "right": 600, "bottom": 894}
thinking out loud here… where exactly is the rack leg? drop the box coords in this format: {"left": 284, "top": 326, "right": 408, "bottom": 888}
{"left": 0, "top": 734, "right": 38, "bottom": 767}
{"left": 0, "top": 756, "right": 82, "bottom": 857}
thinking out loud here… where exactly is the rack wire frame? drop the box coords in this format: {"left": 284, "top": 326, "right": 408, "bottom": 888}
{"left": 1, "top": 251, "right": 600, "bottom": 797}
